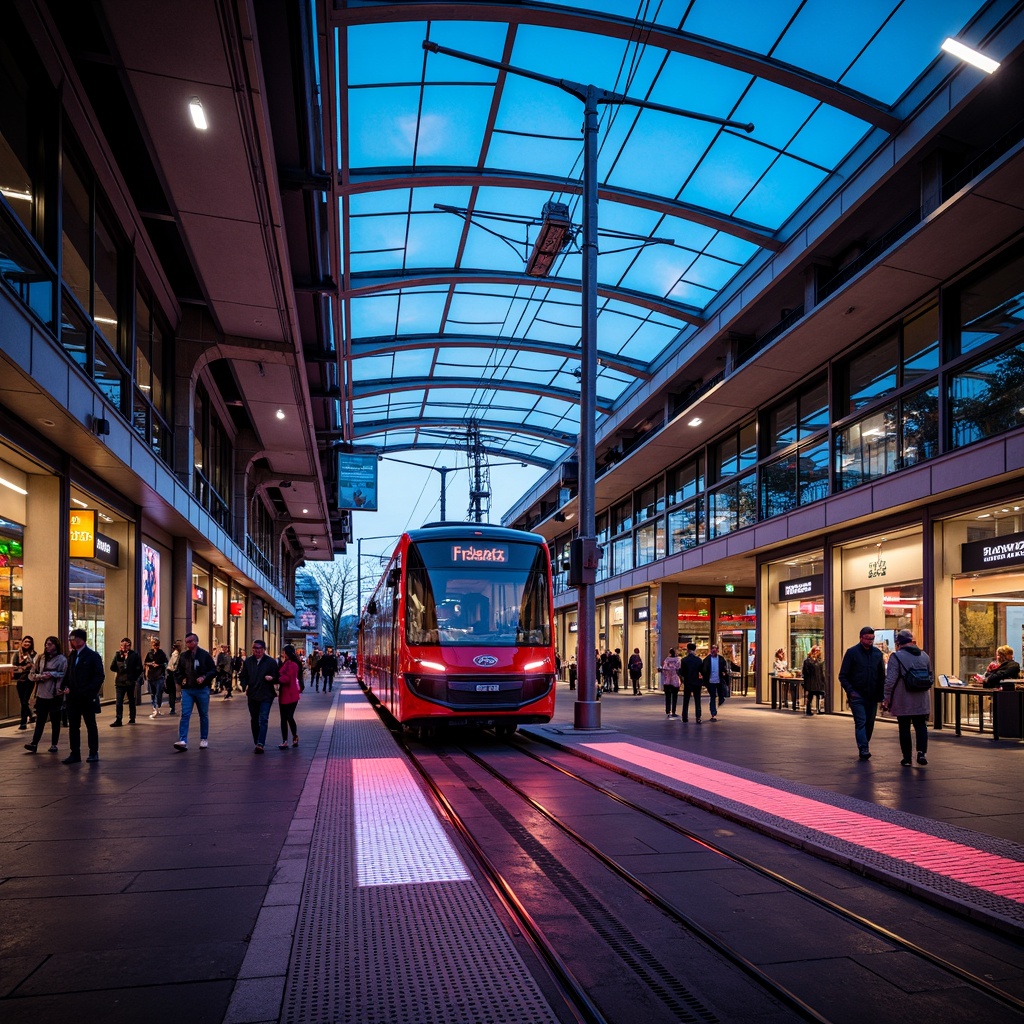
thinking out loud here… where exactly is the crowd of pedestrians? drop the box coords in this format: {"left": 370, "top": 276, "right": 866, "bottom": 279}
{"left": 16, "top": 630, "right": 353, "bottom": 763}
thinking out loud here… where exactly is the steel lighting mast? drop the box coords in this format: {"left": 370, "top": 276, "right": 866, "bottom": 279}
{"left": 423, "top": 41, "right": 753, "bottom": 729}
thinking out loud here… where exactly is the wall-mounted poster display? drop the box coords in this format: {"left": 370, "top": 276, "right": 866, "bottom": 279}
{"left": 142, "top": 543, "right": 160, "bottom": 630}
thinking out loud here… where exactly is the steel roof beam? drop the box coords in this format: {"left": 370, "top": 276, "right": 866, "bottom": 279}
{"left": 344, "top": 167, "right": 782, "bottom": 251}
{"left": 348, "top": 415, "right": 576, "bottom": 448}
{"left": 333, "top": 4, "right": 901, "bottom": 131}
{"left": 350, "top": 333, "right": 652, "bottom": 379}
{"left": 347, "top": 269, "right": 706, "bottom": 324}
{"left": 351, "top": 376, "right": 612, "bottom": 414}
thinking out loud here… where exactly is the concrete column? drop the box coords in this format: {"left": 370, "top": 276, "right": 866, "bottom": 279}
{"left": 654, "top": 581, "right": 680, "bottom": 667}
{"left": 173, "top": 535, "right": 193, "bottom": 642}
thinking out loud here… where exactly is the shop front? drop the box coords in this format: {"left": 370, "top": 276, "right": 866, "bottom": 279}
{"left": 934, "top": 498, "right": 1024, "bottom": 737}
{"left": 763, "top": 551, "right": 825, "bottom": 707}
{"left": 836, "top": 526, "right": 923, "bottom": 714}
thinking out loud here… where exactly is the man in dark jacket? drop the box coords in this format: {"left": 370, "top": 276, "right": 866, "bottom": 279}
{"left": 62, "top": 628, "right": 105, "bottom": 764}
{"left": 627, "top": 648, "right": 643, "bottom": 695}
{"left": 700, "top": 644, "right": 732, "bottom": 721}
{"left": 109, "top": 637, "right": 143, "bottom": 727}
{"left": 319, "top": 647, "right": 338, "bottom": 692}
{"left": 172, "top": 633, "right": 217, "bottom": 752}
{"left": 239, "top": 639, "right": 280, "bottom": 753}
{"left": 680, "top": 643, "right": 704, "bottom": 722}
{"left": 838, "top": 625, "right": 886, "bottom": 760}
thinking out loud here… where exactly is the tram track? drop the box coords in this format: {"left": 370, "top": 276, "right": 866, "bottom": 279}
{"left": 396, "top": 725, "right": 1024, "bottom": 1024}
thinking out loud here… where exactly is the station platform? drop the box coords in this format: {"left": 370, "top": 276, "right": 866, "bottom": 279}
{"left": 1, "top": 676, "right": 1022, "bottom": 1023}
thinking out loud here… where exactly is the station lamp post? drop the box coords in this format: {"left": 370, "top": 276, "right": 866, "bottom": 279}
{"left": 423, "top": 40, "right": 754, "bottom": 730}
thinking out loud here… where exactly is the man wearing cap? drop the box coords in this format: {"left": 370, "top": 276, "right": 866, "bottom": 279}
{"left": 838, "top": 626, "right": 886, "bottom": 760}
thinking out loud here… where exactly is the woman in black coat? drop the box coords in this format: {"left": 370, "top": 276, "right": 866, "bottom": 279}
{"left": 802, "top": 646, "right": 826, "bottom": 715}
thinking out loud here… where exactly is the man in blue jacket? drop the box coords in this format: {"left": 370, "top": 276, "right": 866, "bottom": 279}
{"left": 62, "top": 628, "right": 105, "bottom": 764}
{"left": 838, "top": 625, "right": 886, "bottom": 760}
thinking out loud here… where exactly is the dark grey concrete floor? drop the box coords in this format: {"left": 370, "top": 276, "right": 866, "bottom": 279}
{"left": 1, "top": 679, "right": 1021, "bottom": 1024}
{"left": 551, "top": 683, "right": 1024, "bottom": 844}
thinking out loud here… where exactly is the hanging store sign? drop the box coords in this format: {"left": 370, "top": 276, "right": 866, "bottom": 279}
{"left": 633, "top": 606, "right": 649, "bottom": 623}
{"left": 779, "top": 574, "right": 824, "bottom": 602}
{"left": 961, "top": 530, "right": 1024, "bottom": 573}
{"left": 69, "top": 510, "right": 96, "bottom": 558}
{"left": 93, "top": 532, "right": 119, "bottom": 568}
{"left": 192, "top": 584, "right": 208, "bottom": 605}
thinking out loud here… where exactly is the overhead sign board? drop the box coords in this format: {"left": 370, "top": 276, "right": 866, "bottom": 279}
{"left": 961, "top": 530, "right": 1024, "bottom": 573}
{"left": 337, "top": 454, "right": 378, "bottom": 511}
{"left": 69, "top": 510, "right": 96, "bottom": 558}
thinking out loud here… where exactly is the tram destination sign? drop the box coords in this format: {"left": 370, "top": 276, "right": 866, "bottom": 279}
{"left": 961, "top": 530, "right": 1024, "bottom": 573}
{"left": 779, "top": 574, "right": 824, "bottom": 602}
{"left": 451, "top": 543, "right": 508, "bottom": 564}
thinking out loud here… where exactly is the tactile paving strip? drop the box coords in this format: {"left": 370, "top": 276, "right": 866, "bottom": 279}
{"left": 568, "top": 736, "right": 1024, "bottom": 933}
{"left": 282, "top": 695, "right": 560, "bottom": 1024}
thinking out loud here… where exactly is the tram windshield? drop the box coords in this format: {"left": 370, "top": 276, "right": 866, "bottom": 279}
{"left": 404, "top": 539, "right": 551, "bottom": 647}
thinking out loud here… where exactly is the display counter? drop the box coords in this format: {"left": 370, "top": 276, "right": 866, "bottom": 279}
{"left": 933, "top": 679, "right": 1024, "bottom": 740}
{"left": 768, "top": 672, "right": 802, "bottom": 710}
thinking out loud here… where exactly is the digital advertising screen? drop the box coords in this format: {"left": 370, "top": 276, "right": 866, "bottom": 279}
{"left": 337, "top": 453, "right": 379, "bottom": 511}
{"left": 142, "top": 544, "right": 160, "bottom": 630}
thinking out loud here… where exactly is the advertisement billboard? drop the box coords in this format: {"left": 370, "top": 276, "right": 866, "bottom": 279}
{"left": 337, "top": 453, "right": 378, "bottom": 511}
{"left": 142, "top": 544, "right": 160, "bottom": 630}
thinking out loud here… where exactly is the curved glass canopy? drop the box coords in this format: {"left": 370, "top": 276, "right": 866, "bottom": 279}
{"left": 324, "top": 0, "right": 983, "bottom": 467}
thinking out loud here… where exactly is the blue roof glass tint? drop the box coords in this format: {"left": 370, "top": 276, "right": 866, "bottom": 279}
{"left": 328, "top": 2, "right": 989, "bottom": 468}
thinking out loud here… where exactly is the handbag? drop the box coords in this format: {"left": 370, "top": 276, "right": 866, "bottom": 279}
{"left": 720, "top": 678, "right": 731, "bottom": 700}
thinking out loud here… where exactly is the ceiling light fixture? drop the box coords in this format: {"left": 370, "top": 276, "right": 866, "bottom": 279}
{"left": 526, "top": 201, "right": 572, "bottom": 277}
{"left": 0, "top": 476, "right": 28, "bottom": 495}
{"left": 688, "top": 417, "right": 702, "bottom": 427}
{"left": 189, "top": 97, "right": 209, "bottom": 129}
{"left": 941, "top": 37, "right": 1000, "bottom": 74}
{"left": 0, "top": 186, "right": 32, "bottom": 202}
{"left": 276, "top": 409, "right": 285, "bottom": 420}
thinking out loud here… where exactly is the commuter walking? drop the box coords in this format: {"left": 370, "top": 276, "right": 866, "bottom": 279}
{"left": 801, "top": 646, "right": 826, "bottom": 715}
{"left": 319, "top": 646, "right": 338, "bottom": 692}
{"left": 240, "top": 639, "right": 279, "bottom": 753}
{"left": 145, "top": 637, "right": 168, "bottom": 716}
{"left": 627, "top": 648, "right": 643, "bottom": 695}
{"left": 231, "top": 648, "right": 244, "bottom": 694}
{"left": 700, "top": 644, "right": 731, "bottom": 721}
{"left": 680, "top": 643, "right": 704, "bottom": 722}
{"left": 165, "top": 640, "right": 182, "bottom": 715}
{"left": 109, "top": 637, "right": 143, "bottom": 726}
{"left": 25, "top": 636, "right": 67, "bottom": 753}
{"left": 659, "top": 648, "right": 681, "bottom": 718}
{"left": 13, "top": 635, "right": 36, "bottom": 730}
{"left": 568, "top": 654, "right": 577, "bottom": 690}
{"left": 215, "top": 644, "right": 233, "bottom": 696}
{"left": 882, "top": 629, "right": 933, "bottom": 766}
{"left": 277, "top": 644, "right": 303, "bottom": 748}
{"left": 62, "top": 628, "right": 105, "bottom": 764}
{"left": 172, "top": 633, "right": 216, "bottom": 751}
{"left": 610, "top": 648, "right": 622, "bottom": 692}
{"left": 838, "top": 626, "right": 886, "bottom": 761}
{"left": 308, "top": 646, "right": 322, "bottom": 691}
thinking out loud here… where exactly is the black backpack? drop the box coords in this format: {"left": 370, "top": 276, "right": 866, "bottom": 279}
{"left": 894, "top": 652, "right": 933, "bottom": 691}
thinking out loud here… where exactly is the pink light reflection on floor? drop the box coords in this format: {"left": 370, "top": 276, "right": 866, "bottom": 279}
{"left": 584, "top": 741, "right": 1024, "bottom": 903}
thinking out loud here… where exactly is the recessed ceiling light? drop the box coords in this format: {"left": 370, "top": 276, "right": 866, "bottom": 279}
{"left": 189, "top": 97, "right": 208, "bottom": 130}
{"left": 39, "top": 418, "right": 56, "bottom": 427}
{"left": 302, "top": 508, "right": 308, "bottom": 514}
{"left": 0, "top": 476, "right": 28, "bottom": 495}
{"left": 276, "top": 409, "right": 285, "bottom": 420}
{"left": 688, "top": 417, "right": 702, "bottom": 427}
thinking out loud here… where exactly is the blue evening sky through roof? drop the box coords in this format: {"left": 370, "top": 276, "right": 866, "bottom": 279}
{"left": 334, "top": 0, "right": 985, "bottom": 567}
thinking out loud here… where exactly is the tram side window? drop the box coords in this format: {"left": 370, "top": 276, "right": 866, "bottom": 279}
{"left": 406, "top": 567, "right": 439, "bottom": 645}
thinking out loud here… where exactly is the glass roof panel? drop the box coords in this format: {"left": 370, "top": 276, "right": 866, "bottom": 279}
{"left": 330, "top": 1, "right": 991, "bottom": 469}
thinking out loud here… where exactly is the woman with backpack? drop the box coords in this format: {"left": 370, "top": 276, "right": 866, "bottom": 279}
{"left": 881, "top": 628, "right": 932, "bottom": 767}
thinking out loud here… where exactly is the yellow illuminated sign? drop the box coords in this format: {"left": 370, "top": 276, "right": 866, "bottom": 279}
{"left": 69, "top": 510, "right": 97, "bottom": 558}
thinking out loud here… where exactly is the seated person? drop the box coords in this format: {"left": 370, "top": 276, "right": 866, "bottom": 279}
{"left": 981, "top": 646, "right": 1020, "bottom": 690}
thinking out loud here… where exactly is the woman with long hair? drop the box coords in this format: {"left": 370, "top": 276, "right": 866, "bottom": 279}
{"left": 277, "top": 644, "right": 303, "bottom": 749}
{"left": 13, "top": 634, "right": 37, "bottom": 729}
{"left": 802, "top": 645, "right": 826, "bottom": 715}
{"left": 25, "top": 636, "right": 67, "bottom": 753}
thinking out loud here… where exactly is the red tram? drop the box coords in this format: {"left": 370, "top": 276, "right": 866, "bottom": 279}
{"left": 357, "top": 523, "right": 556, "bottom": 736}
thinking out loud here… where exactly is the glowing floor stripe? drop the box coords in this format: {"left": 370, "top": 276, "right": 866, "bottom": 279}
{"left": 584, "top": 741, "right": 1024, "bottom": 902}
{"left": 353, "top": 758, "right": 471, "bottom": 887}
{"left": 343, "top": 703, "right": 378, "bottom": 720}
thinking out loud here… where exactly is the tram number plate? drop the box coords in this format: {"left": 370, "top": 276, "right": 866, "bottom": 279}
{"left": 476, "top": 684, "right": 500, "bottom": 692}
